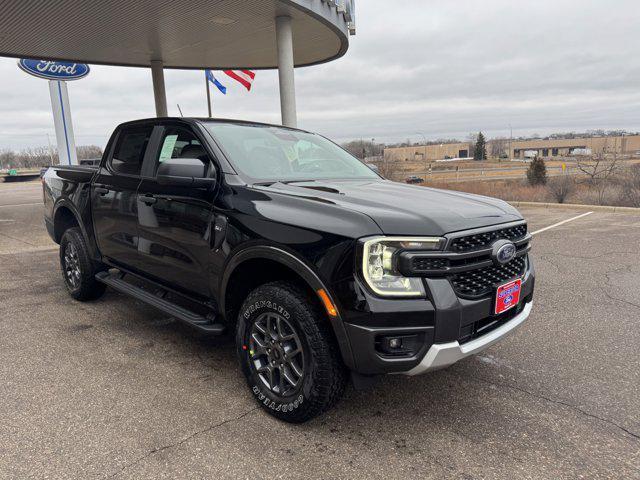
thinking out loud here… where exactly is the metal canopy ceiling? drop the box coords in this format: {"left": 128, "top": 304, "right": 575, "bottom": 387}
{"left": 0, "top": 0, "right": 351, "bottom": 69}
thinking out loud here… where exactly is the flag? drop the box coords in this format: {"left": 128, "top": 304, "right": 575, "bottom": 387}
{"left": 223, "top": 70, "right": 256, "bottom": 91}
{"left": 205, "top": 69, "right": 227, "bottom": 94}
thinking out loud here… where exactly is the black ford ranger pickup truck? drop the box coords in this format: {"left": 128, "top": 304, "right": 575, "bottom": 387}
{"left": 43, "top": 118, "right": 534, "bottom": 423}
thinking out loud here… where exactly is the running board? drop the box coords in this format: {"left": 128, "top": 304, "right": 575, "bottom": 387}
{"left": 95, "top": 271, "right": 225, "bottom": 335}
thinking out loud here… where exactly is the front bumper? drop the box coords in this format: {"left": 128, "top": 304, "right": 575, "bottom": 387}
{"left": 403, "top": 301, "right": 532, "bottom": 375}
{"left": 337, "top": 257, "right": 535, "bottom": 375}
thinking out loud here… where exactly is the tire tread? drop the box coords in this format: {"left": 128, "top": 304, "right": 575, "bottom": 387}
{"left": 238, "top": 281, "right": 347, "bottom": 423}
{"left": 59, "top": 227, "right": 106, "bottom": 301}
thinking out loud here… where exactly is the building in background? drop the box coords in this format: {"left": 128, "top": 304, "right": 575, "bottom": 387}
{"left": 384, "top": 142, "right": 473, "bottom": 163}
{"left": 384, "top": 134, "right": 640, "bottom": 163}
{"left": 509, "top": 135, "right": 640, "bottom": 159}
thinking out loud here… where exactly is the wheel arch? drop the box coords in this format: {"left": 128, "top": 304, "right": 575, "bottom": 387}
{"left": 53, "top": 201, "right": 82, "bottom": 243}
{"left": 220, "top": 245, "right": 355, "bottom": 370}
{"left": 52, "top": 200, "right": 101, "bottom": 261}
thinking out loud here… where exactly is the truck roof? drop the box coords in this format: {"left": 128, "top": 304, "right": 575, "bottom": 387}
{"left": 117, "top": 117, "right": 310, "bottom": 134}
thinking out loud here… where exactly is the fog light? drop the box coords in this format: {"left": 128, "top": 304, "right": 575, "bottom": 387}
{"left": 376, "top": 334, "right": 421, "bottom": 357}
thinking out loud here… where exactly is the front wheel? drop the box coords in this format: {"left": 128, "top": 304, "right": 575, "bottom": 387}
{"left": 59, "top": 227, "right": 106, "bottom": 301}
{"left": 236, "top": 281, "right": 347, "bottom": 423}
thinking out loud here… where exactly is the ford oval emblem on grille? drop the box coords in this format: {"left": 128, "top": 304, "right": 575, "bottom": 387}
{"left": 492, "top": 240, "right": 517, "bottom": 265}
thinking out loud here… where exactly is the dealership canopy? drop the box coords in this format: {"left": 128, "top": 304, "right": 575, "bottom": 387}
{"left": 0, "top": 0, "right": 356, "bottom": 125}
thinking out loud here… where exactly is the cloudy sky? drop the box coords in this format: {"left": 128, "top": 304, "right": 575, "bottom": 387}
{"left": 1, "top": 0, "right": 640, "bottom": 150}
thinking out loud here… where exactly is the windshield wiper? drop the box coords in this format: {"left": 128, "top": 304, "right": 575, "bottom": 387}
{"left": 252, "top": 179, "right": 316, "bottom": 187}
{"left": 280, "top": 179, "right": 317, "bottom": 184}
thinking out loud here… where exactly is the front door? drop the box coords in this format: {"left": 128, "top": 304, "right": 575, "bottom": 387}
{"left": 91, "top": 124, "right": 153, "bottom": 268}
{"left": 135, "top": 124, "right": 217, "bottom": 298}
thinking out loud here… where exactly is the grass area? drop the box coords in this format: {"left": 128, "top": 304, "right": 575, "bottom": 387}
{"left": 424, "top": 164, "right": 640, "bottom": 208}
{"left": 398, "top": 157, "right": 640, "bottom": 173}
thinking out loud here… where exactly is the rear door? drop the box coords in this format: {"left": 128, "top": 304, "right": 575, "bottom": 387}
{"left": 91, "top": 124, "right": 154, "bottom": 268}
{"left": 134, "top": 123, "right": 218, "bottom": 297}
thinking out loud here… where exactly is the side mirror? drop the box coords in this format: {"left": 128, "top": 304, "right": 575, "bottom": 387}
{"left": 156, "top": 158, "right": 216, "bottom": 187}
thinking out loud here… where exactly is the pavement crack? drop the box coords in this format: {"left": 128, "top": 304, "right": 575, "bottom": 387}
{"left": 600, "top": 287, "right": 640, "bottom": 311}
{"left": 536, "top": 254, "right": 561, "bottom": 273}
{"left": 0, "top": 230, "right": 37, "bottom": 247}
{"left": 471, "top": 375, "right": 639, "bottom": 441}
{"left": 601, "top": 265, "right": 640, "bottom": 310}
{"left": 106, "top": 406, "right": 259, "bottom": 478}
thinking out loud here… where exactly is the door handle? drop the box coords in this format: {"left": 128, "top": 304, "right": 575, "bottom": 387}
{"left": 138, "top": 195, "right": 157, "bottom": 205}
{"left": 94, "top": 187, "right": 109, "bottom": 195}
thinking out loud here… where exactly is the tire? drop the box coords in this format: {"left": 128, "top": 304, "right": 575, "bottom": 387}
{"left": 59, "top": 227, "right": 106, "bottom": 301}
{"left": 236, "top": 281, "right": 347, "bottom": 423}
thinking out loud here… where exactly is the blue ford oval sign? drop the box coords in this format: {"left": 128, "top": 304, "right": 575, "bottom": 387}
{"left": 18, "top": 59, "right": 89, "bottom": 81}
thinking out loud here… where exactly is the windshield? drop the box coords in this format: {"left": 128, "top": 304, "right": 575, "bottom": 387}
{"left": 204, "top": 122, "right": 379, "bottom": 182}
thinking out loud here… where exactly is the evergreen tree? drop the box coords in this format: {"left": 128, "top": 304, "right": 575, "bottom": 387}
{"left": 473, "top": 132, "right": 487, "bottom": 160}
{"left": 527, "top": 156, "right": 548, "bottom": 185}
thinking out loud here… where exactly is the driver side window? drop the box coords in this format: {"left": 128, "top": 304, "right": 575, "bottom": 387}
{"left": 155, "top": 127, "right": 211, "bottom": 174}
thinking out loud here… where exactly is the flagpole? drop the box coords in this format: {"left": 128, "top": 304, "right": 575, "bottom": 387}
{"left": 205, "top": 72, "right": 212, "bottom": 117}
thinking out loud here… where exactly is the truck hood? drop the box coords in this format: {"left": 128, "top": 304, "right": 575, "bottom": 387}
{"left": 259, "top": 179, "right": 522, "bottom": 236}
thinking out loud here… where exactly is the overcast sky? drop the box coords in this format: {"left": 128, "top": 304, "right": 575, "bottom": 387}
{"left": 1, "top": 0, "right": 639, "bottom": 150}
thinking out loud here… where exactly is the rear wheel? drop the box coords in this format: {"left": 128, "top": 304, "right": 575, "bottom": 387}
{"left": 59, "top": 227, "right": 106, "bottom": 301}
{"left": 236, "top": 281, "right": 347, "bottom": 423}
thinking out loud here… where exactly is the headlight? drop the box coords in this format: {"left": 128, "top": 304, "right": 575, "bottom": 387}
{"left": 361, "top": 237, "right": 443, "bottom": 297}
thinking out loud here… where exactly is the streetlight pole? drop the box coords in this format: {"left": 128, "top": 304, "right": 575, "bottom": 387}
{"left": 509, "top": 124, "right": 513, "bottom": 161}
{"left": 415, "top": 132, "right": 427, "bottom": 168}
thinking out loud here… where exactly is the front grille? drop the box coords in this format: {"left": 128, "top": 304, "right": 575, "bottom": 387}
{"left": 411, "top": 257, "right": 450, "bottom": 271}
{"left": 395, "top": 222, "right": 530, "bottom": 299}
{"left": 450, "top": 256, "right": 526, "bottom": 297}
{"left": 449, "top": 224, "right": 527, "bottom": 253}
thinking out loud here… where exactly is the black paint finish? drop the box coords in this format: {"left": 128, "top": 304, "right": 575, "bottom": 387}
{"left": 43, "top": 117, "right": 535, "bottom": 375}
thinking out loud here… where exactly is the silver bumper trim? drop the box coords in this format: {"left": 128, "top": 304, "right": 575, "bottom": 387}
{"left": 404, "top": 301, "right": 533, "bottom": 376}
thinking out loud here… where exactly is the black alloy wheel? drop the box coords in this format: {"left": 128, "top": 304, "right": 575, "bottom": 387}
{"left": 63, "top": 241, "right": 81, "bottom": 290}
{"left": 236, "top": 281, "right": 347, "bottom": 423}
{"left": 248, "top": 312, "right": 305, "bottom": 397}
{"left": 59, "top": 227, "right": 106, "bottom": 301}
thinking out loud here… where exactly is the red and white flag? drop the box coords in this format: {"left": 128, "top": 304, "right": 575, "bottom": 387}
{"left": 223, "top": 70, "right": 256, "bottom": 91}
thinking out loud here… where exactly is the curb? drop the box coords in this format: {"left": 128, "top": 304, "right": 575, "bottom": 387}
{"left": 508, "top": 201, "right": 640, "bottom": 214}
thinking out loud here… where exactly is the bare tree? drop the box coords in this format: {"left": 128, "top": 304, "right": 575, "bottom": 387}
{"left": 0, "top": 149, "right": 15, "bottom": 170}
{"left": 575, "top": 140, "right": 619, "bottom": 204}
{"left": 19, "top": 147, "right": 54, "bottom": 168}
{"left": 374, "top": 152, "right": 399, "bottom": 180}
{"left": 77, "top": 145, "right": 103, "bottom": 161}
{"left": 489, "top": 137, "right": 508, "bottom": 159}
{"left": 0, "top": 145, "right": 103, "bottom": 169}
{"left": 621, "top": 164, "right": 640, "bottom": 207}
{"left": 341, "top": 139, "right": 378, "bottom": 159}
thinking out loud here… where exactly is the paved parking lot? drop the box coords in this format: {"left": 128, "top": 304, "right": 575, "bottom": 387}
{"left": 1, "top": 180, "right": 638, "bottom": 479}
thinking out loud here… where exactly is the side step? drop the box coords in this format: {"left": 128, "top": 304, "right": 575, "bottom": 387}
{"left": 96, "top": 271, "right": 225, "bottom": 335}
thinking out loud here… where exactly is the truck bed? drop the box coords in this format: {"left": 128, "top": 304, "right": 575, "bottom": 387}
{"left": 48, "top": 165, "right": 98, "bottom": 183}
{"left": 42, "top": 165, "right": 100, "bottom": 243}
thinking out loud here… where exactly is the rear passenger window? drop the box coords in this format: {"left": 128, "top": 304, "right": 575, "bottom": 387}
{"left": 110, "top": 126, "right": 153, "bottom": 176}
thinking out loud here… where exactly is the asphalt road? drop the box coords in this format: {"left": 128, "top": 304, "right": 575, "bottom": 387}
{"left": 0, "top": 181, "right": 638, "bottom": 479}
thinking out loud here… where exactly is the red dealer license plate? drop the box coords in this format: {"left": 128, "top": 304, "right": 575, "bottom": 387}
{"left": 495, "top": 279, "right": 522, "bottom": 315}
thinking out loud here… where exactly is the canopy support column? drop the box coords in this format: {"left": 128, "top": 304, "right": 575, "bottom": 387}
{"left": 276, "top": 15, "right": 297, "bottom": 128}
{"left": 151, "top": 60, "right": 168, "bottom": 117}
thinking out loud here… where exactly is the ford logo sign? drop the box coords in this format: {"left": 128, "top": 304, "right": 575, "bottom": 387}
{"left": 18, "top": 59, "right": 90, "bottom": 81}
{"left": 491, "top": 240, "right": 517, "bottom": 265}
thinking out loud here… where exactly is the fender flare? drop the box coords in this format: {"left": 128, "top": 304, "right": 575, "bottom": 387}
{"left": 220, "top": 245, "right": 355, "bottom": 370}
{"left": 52, "top": 200, "right": 100, "bottom": 260}
{"left": 53, "top": 199, "right": 84, "bottom": 239}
